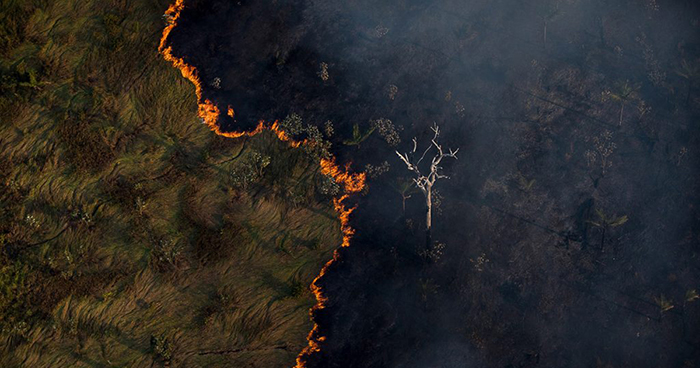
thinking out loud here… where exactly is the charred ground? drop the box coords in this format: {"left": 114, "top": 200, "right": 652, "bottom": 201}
{"left": 167, "top": 0, "right": 700, "bottom": 367}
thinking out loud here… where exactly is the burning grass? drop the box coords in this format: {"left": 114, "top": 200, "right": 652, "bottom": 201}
{"left": 157, "top": 3, "right": 368, "bottom": 366}
{"left": 0, "top": 1, "right": 353, "bottom": 367}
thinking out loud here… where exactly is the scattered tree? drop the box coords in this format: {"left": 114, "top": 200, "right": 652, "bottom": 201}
{"left": 676, "top": 59, "right": 699, "bottom": 105}
{"left": 372, "top": 118, "right": 402, "bottom": 147}
{"left": 587, "top": 208, "right": 628, "bottom": 252}
{"left": 279, "top": 113, "right": 331, "bottom": 159}
{"left": 585, "top": 130, "right": 616, "bottom": 177}
{"left": 279, "top": 113, "right": 303, "bottom": 135}
{"left": 228, "top": 151, "right": 271, "bottom": 190}
{"left": 654, "top": 294, "right": 674, "bottom": 313}
{"left": 605, "top": 80, "right": 640, "bottom": 126}
{"left": 318, "top": 62, "right": 330, "bottom": 81}
{"left": 324, "top": 120, "right": 334, "bottom": 137}
{"left": 343, "top": 123, "right": 375, "bottom": 146}
{"left": 396, "top": 123, "right": 459, "bottom": 232}
{"left": 151, "top": 333, "right": 173, "bottom": 364}
{"left": 391, "top": 177, "right": 419, "bottom": 214}
{"left": 536, "top": 2, "right": 562, "bottom": 49}
{"left": 364, "top": 161, "right": 390, "bottom": 178}
{"left": 420, "top": 241, "right": 445, "bottom": 263}
{"left": 317, "top": 175, "right": 340, "bottom": 197}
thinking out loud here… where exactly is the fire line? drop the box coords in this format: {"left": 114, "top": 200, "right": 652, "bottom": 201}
{"left": 158, "top": 2, "right": 365, "bottom": 366}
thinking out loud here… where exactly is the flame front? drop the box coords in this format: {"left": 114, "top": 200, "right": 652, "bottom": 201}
{"left": 159, "top": 2, "right": 364, "bottom": 367}
{"left": 320, "top": 158, "right": 366, "bottom": 194}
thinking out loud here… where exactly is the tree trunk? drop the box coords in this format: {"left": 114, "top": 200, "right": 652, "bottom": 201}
{"left": 425, "top": 227, "right": 432, "bottom": 251}
{"left": 543, "top": 21, "right": 547, "bottom": 49}
{"left": 619, "top": 103, "right": 624, "bottom": 126}
{"left": 598, "top": 15, "right": 606, "bottom": 47}
{"left": 425, "top": 187, "right": 432, "bottom": 231}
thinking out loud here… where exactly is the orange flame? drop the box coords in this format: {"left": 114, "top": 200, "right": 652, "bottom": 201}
{"left": 159, "top": 2, "right": 365, "bottom": 367}
{"left": 293, "top": 195, "right": 357, "bottom": 367}
{"left": 159, "top": 0, "right": 218, "bottom": 127}
{"left": 333, "top": 194, "right": 356, "bottom": 248}
{"left": 294, "top": 248, "right": 337, "bottom": 365}
{"left": 320, "top": 158, "right": 366, "bottom": 194}
{"left": 270, "top": 121, "right": 304, "bottom": 148}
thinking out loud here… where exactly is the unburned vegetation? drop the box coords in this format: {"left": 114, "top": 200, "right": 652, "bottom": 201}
{"left": 0, "top": 1, "right": 341, "bottom": 367}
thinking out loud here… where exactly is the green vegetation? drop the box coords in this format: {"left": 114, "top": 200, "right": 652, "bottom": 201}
{"left": 0, "top": 1, "right": 341, "bottom": 366}
{"left": 342, "top": 123, "right": 375, "bottom": 146}
{"left": 390, "top": 177, "right": 419, "bottom": 213}
{"left": 280, "top": 112, "right": 332, "bottom": 160}
{"left": 606, "top": 80, "right": 640, "bottom": 126}
{"left": 588, "top": 208, "right": 628, "bottom": 252}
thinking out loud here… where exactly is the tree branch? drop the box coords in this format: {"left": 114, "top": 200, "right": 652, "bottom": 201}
{"left": 395, "top": 123, "right": 459, "bottom": 230}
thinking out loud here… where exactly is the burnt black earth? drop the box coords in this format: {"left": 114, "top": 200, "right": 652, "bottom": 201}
{"left": 166, "top": 1, "right": 700, "bottom": 367}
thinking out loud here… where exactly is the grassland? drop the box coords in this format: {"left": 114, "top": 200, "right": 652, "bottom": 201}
{"left": 0, "top": 1, "right": 341, "bottom": 366}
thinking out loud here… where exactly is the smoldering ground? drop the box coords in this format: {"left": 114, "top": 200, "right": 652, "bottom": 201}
{"left": 165, "top": 0, "right": 700, "bottom": 366}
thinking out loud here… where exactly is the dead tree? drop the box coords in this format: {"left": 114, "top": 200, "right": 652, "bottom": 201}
{"left": 396, "top": 123, "right": 458, "bottom": 233}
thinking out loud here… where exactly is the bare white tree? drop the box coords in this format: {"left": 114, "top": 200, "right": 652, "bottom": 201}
{"left": 396, "top": 123, "right": 458, "bottom": 231}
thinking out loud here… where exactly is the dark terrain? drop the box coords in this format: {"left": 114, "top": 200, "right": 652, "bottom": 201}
{"left": 1, "top": 0, "right": 694, "bottom": 366}
{"left": 167, "top": 0, "right": 700, "bottom": 367}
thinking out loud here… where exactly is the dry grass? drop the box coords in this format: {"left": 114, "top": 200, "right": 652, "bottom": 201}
{"left": 0, "top": 1, "right": 341, "bottom": 367}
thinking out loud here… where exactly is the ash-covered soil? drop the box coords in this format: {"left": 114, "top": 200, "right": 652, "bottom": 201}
{"left": 167, "top": 0, "right": 700, "bottom": 367}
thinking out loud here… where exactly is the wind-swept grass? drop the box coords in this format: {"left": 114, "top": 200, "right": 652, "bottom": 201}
{"left": 0, "top": 1, "right": 341, "bottom": 367}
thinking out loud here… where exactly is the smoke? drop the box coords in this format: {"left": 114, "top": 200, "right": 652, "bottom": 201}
{"left": 165, "top": 0, "right": 700, "bottom": 366}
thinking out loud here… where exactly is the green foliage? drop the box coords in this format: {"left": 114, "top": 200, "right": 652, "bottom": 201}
{"left": 517, "top": 173, "right": 536, "bottom": 192}
{"left": 418, "top": 277, "right": 438, "bottom": 303}
{"left": 392, "top": 177, "right": 418, "bottom": 196}
{"left": 589, "top": 208, "right": 628, "bottom": 228}
{"left": 343, "top": 123, "right": 376, "bottom": 146}
{"left": 391, "top": 177, "right": 419, "bottom": 212}
{"left": 654, "top": 294, "right": 674, "bottom": 313}
{"left": 608, "top": 80, "right": 640, "bottom": 103}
